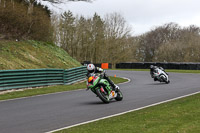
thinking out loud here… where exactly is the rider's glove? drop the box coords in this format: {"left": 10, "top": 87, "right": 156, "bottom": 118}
{"left": 100, "top": 73, "right": 104, "bottom": 78}
{"left": 97, "top": 67, "right": 104, "bottom": 72}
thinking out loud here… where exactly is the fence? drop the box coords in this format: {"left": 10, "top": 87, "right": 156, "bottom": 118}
{"left": 116, "top": 62, "right": 200, "bottom": 70}
{"left": 0, "top": 66, "right": 87, "bottom": 91}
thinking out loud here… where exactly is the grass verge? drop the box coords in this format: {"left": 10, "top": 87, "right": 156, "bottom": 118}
{"left": 0, "top": 76, "right": 128, "bottom": 101}
{"left": 55, "top": 92, "right": 200, "bottom": 133}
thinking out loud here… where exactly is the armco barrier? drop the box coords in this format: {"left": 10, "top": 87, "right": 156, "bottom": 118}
{"left": 116, "top": 62, "right": 200, "bottom": 70}
{"left": 0, "top": 66, "right": 87, "bottom": 91}
{"left": 64, "top": 66, "right": 87, "bottom": 85}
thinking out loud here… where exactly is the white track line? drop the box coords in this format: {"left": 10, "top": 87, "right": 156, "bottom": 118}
{"left": 46, "top": 91, "right": 200, "bottom": 133}
{"left": 117, "top": 77, "right": 131, "bottom": 85}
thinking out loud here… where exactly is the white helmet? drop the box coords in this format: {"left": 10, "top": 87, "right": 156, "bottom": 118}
{"left": 87, "top": 64, "right": 95, "bottom": 73}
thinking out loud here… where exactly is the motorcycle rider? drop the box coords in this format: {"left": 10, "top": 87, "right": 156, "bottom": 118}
{"left": 150, "top": 65, "right": 166, "bottom": 81}
{"left": 87, "top": 64, "right": 119, "bottom": 92}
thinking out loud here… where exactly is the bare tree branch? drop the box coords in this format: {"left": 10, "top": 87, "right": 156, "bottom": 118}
{"left": 41, "top": 0, "right": 94, "bottom": 4}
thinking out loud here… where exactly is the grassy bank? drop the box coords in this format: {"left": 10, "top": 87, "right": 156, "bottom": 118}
{"left": 0, "top": 40, "right": 81, "bottom": 70}
{"left": 0, "top": 76, "right": 128, "bottom": 101}
{"left": 55, "top": 92, "right": 200, "bottom": 133}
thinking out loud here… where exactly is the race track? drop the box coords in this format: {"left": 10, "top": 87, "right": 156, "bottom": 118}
{"left": 0, "top": 70, "right": 200, "bottom": 133}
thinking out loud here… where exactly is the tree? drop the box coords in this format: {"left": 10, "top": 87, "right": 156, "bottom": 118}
{"left": 75, "top": 16, "right": 94, "bottom": 62}
{"left": 137, "top": 22, "right": 181, "bottom": 62}
{"left": 104, "top": 12, "right": 132, "bottom": 65}
{"left": 59, "top": 11, "right": 76, "bottom": 56}
{"left": 153, "top": 24, "right": 200, "bottom": 62}
{"left": 56, "top": 11, "right": 135, "bottom": 65}
{"left": 91, "top": 13, "right": 105, "bottom": 63}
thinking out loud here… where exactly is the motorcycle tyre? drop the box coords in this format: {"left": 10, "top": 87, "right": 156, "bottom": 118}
{"left": 166, "top": 80, "right": 170, "bottom": 84}
{"left": 96, "top": 88, "right": 110, "bottom": 104}
{"left": 115, "top": 90, "right": 123, "bottom": 101}
{"left": 160, "top": 75, "right": 168, "bottom": 84}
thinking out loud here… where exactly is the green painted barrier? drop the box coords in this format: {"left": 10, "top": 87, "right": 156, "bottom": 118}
{"left": 0, "top": 66, "right": 87, "bottom": 91}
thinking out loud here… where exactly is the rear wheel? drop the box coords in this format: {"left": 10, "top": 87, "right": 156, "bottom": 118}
{"left": 115, "top": 90, "right": 123, "bottom": 101}
{"left": 96, "top": 87, "right": 110, "bottom": 103}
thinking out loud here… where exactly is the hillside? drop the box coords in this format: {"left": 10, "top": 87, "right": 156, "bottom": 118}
{"left": 0, "top": 40, "right": 81, "bottom": 70}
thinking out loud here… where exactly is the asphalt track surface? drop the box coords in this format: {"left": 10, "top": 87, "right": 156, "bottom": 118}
{"left": 0, "top": 70, "right": 200, "bottom": 133}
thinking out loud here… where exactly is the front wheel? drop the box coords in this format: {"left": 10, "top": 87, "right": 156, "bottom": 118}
{"left": 115, "top": 90, "right": 123, "bottom": 101}
{"left": 160, "top": 75, "right": 167, "bottom": 83}
{"left": 166, "top": 80, "right": 170, "bottom": 84}
{"left": 96, "top": 87, "right": 110, "bottom": 103}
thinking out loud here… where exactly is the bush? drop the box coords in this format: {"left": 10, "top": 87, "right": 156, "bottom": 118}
{"left": 0, "top": 0, "right": 53, "bottom": 42}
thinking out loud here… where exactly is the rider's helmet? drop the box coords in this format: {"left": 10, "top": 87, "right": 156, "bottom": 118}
{"left": 150, "top": 65, "right": 154, "bottom": 69}
{"left": 87, "top": 64, "right": 95, "bottom": 73}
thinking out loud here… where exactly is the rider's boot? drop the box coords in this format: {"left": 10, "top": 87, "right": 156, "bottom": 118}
{"left": 114, "top": 85, "right": 120, "bottom": 92}
{"left": 104, "top": 76, "right": 119, "bottom": 92}
{"left": 109, "top": 79, "right": 119, "bottom": 91}
{"left": 110, "top": 82, "right": 119, "bottom": 92}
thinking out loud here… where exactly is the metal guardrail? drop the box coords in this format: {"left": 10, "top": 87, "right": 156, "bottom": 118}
{"left": 64, "top": 66, "right": 87, "bottom": 85}
{"left": 116, "top": 62, "right": 200, "bottom": 70}
{"left": 0, "top": 66, "right": 87, "bottom": 91}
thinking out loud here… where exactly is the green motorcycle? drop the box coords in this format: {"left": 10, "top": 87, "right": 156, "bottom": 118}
{"left": 87, "top": 73, "right": 123, "bottom": 103}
